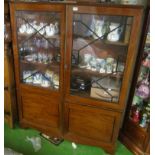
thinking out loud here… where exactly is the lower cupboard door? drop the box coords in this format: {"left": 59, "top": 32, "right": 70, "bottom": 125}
{"left": 21, "top": 94, "right": 59, "bottom": 128}
{"left": 64, "top": 103, "right": 122, "bottom": 144}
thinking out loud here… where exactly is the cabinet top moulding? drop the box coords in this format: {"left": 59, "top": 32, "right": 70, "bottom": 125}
{"left": 10, "top": 0, "right": 147, "bottom": 9}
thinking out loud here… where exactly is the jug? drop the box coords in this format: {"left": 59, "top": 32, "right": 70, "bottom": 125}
{"left": 107, "top": 22, "right": 122, "bottom": 42}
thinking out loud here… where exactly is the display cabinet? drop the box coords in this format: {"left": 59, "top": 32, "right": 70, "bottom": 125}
{"left": 10, "top": 1, "right": 145, "bottom": 154}
{"left": 119, "top": 9, "right": 150, "bottom": 155}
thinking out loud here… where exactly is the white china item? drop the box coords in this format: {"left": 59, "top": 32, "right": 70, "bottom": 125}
{"left": 107, "top": 23, "right": 122, "bottom": 42}
{"left": 45, "top": 22, "right": 59, "bottom": 37}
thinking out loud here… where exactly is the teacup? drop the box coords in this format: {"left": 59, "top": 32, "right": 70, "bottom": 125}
{"left": 25, "top": 55, "right": 33, "bottom": 62}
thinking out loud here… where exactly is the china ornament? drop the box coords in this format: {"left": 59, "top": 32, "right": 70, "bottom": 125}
{"left": 136, "top": 79, "right": 149, "bottom": 99}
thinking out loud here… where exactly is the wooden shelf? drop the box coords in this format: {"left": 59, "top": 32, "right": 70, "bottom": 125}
{"left": 74, "top": 36, "right": 128, "bottom": 47}
{"left": 18, "top": 32, "right": 60, "bottom": 40}
{"left": 21, "top": 60, "right": 59, "bottom": 66}
{"left": 20, "top": 60, "right": 60, "bottom": 72}
{"left": 71, "top": 90, "right": 90, "bottom": 98}
{"left": 128, "top": 117, "right": 148, "bottom": 133}
{"left": 71, "top": 66, "right": 123, "bottom": 78}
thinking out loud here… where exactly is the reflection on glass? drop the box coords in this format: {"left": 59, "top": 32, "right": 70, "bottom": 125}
{"left": 70, "top": 14, "right": 133, "bottom": 103}
{"left": 16, "top": 11, "right": 60, "bottom": 90}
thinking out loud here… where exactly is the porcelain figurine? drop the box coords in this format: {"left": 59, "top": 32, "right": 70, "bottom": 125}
{"left": 54, "top": 22, "right": 59, "bottom": 34}
{"left": 142, "top": 54, "right": 150, "bottom": 68}
{"left": 106, "top": 63, "right": 113, "bottom": 73}
{"left": 132, "top": 108, "right": 140, "bottom": 123}
{"left": 45, "top": 70, "right": 54, "bottom": 81}
{"left": 24, "top": 71, "right": 33, "bottom": 83}
{"left": 48, "top": 54, "right": 53, "bottom": 63}
{"left": 38, "top": 22, "right": 45, "bottom": 35}
{"left": 100, "top": 59, "right": 106, "bottom": 73}
{"left": 19, "top": 24, "right": 27, "bottom": 34}
{"left": 32, "top": 53, "right": 38, "bottom": 62}
{"left": 26, "top": 24, "right": 35, "bottom": 34}
{"left": 41, "top": 79, "right": 50, "bottom": 87}
{"left": 140, "top": 114, "right": 147, "bottom": 128}
{"left": 42, "top": 53, "right": 48, "bottom": 64}
{"left": 112, "top": 60, "right": 117, "bottom": 72}
{"left": 33, "top": 73, "right": 42, "bottom": 85}
{"left": 53, "top": 74, "right": 59, "bottom": 89}
{"left": 96, "top": 58, "right": 103, "bottom": 72}
{"left": 84, "top": 54, "right": 92, "bottom": 68}
{"left": 45, "top": 22, "right": 59, "bottom": 37}
{"left": 136, "top": 79, "right": 149, "bottom": 99}
{"left": 31, "top": 21, "right": 38, "bottom": 30}
{"left": 45, "top": 25, "right": 54, "bottom": 37}
{"left": 89, "top": 57, "right": 97, "bottom": 71}
{"left": 107, "top": 22, "right": 122, "bottom": 42}
{"left": 91, "top": 17, "right": 105, "bottom": 39}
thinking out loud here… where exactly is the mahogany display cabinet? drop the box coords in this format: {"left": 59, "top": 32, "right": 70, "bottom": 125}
{"left": 10, "top": 1, "right": 146, "bottom": 154}
{"left": 119, "top": 8, "right": 150, "bottom": 155}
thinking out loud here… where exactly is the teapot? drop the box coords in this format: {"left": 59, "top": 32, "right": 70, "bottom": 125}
{"left": 107, "top": 22, "right": 122, "bottom": 42}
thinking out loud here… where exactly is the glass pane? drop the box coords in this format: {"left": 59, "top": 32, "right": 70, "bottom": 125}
{"left": 16, "top": 11, "right": 60, "bottom": 90}
{"left": 129, "top": 24, "right": 150, "bottom": 129}
{"left": 70, "top": 14, "right": 133, "bottom": 103}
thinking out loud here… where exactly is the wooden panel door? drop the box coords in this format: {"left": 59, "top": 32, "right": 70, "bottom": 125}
{"left": 64, "top": 102, "right": 121, "bottom": 153}
{"left": 10, "top": 2, "right": 65, "bottom": 136}
{"left": 64, "top": 4, "right": 144, "bottom": 111}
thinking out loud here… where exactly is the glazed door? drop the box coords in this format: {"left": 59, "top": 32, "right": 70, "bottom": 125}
{"left": 10, "top": 3, "right": 65, "bottom": 135}
{"left": 65, "top": 5, "right": 143, "bottom": 111}
{"left": 14, "top": 5, "right": 65, "bottom": 91}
